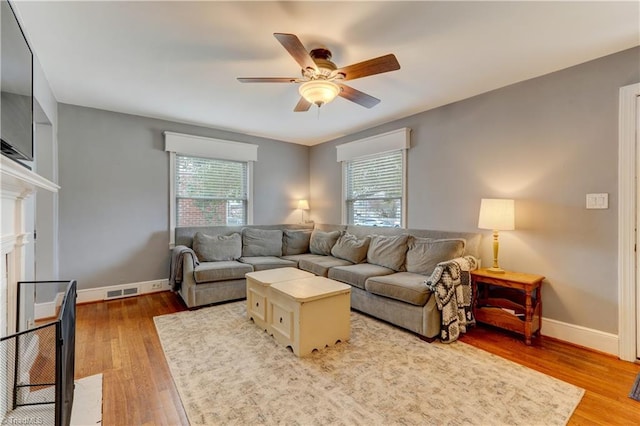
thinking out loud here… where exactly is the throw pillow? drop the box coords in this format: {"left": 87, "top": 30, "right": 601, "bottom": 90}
{"left": 331, "top": 232, "right": 371, "bottom": 264}
{"left": 282, "top": 229, "right": 312, "bottom": 255}
{"left": 405, "top": 237, "right": 466, "bottom": 275}
{"left": 309, "top": 230, "right": 341, "bottom": 256}
{"left": 193, "top": 232, "right": 242, "bottom": 262}
{"left": 367, "top": 234, "right": 410, "bottom": 271}
{"left": 242, "top": 228, "right": 283, "bottom": 257}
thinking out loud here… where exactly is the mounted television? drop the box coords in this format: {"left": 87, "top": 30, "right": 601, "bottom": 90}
{"left": 1, "top": 0, "right": 33, "bottom": 165}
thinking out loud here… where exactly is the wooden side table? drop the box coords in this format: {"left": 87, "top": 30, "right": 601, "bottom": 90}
{"left": 470, "top": 268, "right": 545, "bottom": 345}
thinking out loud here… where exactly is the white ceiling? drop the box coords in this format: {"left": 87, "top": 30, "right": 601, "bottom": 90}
{"left": 13, "top": 1, "right": 640, "bottom": 146}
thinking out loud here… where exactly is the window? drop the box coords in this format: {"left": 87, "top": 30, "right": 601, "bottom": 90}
{"left": 175, "top": 155, "right": 248, "bottom": 226}
{"left": 344, "top": 150, "right": 404, "bottom": 227}
{"left": 337, "top": 128, "right": 410, "bottom": 227}
{"left": 165, "top": 131, "right": 258, "bottom": 246}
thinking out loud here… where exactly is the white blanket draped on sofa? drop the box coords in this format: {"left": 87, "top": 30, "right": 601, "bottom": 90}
{"left": 425, "top": 256, "right": 478, "bottom": 343}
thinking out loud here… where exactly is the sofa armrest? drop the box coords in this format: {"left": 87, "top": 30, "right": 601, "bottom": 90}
{"left": 174, "top": 244, "right": 199, "bottom": 265}
{"left": 169, "top": 245, "right": 199, "bottom": 289}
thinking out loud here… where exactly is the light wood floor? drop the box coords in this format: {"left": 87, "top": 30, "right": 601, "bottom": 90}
{"left": 75, "top": 291, "right": 640, "bottom": 425}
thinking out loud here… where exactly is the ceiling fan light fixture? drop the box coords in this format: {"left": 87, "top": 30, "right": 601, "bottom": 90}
{"left": 298, "top": 80, "right": 340, "bottom": 107}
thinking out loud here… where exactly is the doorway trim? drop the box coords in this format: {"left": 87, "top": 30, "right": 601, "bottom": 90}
{"left": 618, "top": 82, "right": 640, "bottom": 362}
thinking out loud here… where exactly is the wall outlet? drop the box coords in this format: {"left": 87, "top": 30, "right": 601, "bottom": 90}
{"left": 151, "top": 282, "right": 162, "bottom": 290}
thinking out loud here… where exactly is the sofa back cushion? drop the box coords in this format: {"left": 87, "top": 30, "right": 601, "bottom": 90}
{"left": 282, "top": 229, "right": 312, "bottom": 255}
{"left": 242, "top": 228, "right": 283, "bottom": 257}
{"left": 309, "top": 230, "right": 341, "bottom": 255}
{"left": 193, "top": 232, "right": 242, "bottom": 261}
{"left": 405, "top": 237, "right": 466, "bottom": 275}
{"left": 176, "top": 224, "right": 313, "bottom": 248}
{"left": 331, "top": 233, "right": 371, "bottom": 264}
{"left": 344, "top": 225, "right": 481, "bottom": 258}
{"left": 367, "top": 234, "right": 409, "bottom": 271}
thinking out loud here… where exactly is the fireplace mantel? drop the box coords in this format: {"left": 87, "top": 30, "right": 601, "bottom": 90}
{"left": 1, "top": 155, "right": 59, "bottom": 336}
{"left": 1, "top": 155, "right": 59, "bottom": 195}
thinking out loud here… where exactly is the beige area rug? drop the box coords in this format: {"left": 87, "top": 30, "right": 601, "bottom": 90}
{"left": 71, "top": 373, "right": 103, "bottom": 426}
{"left": 154, "top": 302, "right": 584, "bottom": 425}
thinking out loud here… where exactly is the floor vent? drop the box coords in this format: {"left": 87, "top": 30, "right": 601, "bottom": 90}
{"left": 106, "top": 287, "right": 139, "bottom": 299}
{"left": 123, "top": 287, "right": 138, "bottom": 296}
{"left": 106, "top": 290, "right": 122, "bottom": 299}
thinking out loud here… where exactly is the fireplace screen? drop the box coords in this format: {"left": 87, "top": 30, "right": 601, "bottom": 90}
{"left": 0, "top": 280, "right": 76, "bottom": 426}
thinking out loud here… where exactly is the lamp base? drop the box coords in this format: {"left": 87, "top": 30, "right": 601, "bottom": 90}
{"left": 486, "top": 267, "right": 506, "bottom": 274}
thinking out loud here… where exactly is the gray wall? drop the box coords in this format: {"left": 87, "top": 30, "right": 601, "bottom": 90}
{"left": 58, "top": 105, "right": 309, "bottom": 290}
{"left": 310, "top": 47, "right": 640, "bottom": 334}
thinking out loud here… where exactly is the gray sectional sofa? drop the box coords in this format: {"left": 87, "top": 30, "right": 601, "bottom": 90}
{"left": 170, "top": 223, "right": 481, "bottom": 340}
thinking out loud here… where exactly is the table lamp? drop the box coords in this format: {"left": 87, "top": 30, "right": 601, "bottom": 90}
{"left": 297, "top": 199, "right": 309, "bottom": 223}
{"left": 478, "top": 198, "right": 515, "bottom": 273}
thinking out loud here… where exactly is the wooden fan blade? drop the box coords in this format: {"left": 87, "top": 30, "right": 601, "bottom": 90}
{"left": 273, "top": 33, "right": 317, "bottom": 71}
{"left": 336, "top": 54, "right": 400, "bottom": 81}
{"left": 337, "top": 83, "right": 381, "bottom": 108}
{"left": 294, "top": 97, "right": 312, "bottom": 112}
{"left": 237, "top": 77, "right": 298, "bottom": 83}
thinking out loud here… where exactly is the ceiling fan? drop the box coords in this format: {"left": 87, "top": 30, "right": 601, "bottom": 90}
{"left": 237, "top": 33, "right": 401, "bottom": 112}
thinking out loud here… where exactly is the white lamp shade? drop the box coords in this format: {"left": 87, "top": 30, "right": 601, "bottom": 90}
{"left": 478, "top": 198, "right": 515, "bottom": 231}
{"left": 299, "top": 80, "right": 340, "bottom": 106}
{"left": 297, "top": 199, "right": 310, "bottom": 210}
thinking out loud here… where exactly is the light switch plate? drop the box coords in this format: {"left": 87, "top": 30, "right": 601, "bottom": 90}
{"left": 586, "top": 193, "right": 608, "bottom": 209}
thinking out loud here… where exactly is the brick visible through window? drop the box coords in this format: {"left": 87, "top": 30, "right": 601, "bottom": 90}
{"left": 175, "top": 155, "right": 248, "bottom": 226}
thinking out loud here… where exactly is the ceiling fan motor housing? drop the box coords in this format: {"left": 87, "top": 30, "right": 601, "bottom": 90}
{"left": 306, "top": 48, "right": 337, "bottom": 79}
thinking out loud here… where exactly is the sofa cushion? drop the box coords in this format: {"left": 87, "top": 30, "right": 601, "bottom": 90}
{"left": 365, "top": 272, "right": 432, "bottom": 306}
{"left": 330, "top": 233, "right": 371, "bottom": 264}
{"left": 328, "top": 263, "right": 395, "bottom": 290}
{"left": 238, "top": 256, "right": 297, "bottom": 271}
{"left": 405, "top": 237, "right": 466, "bottom": 275}
{"left": 298, "top": 255, "right": 352, "bottom": 277}
{"left": 193, "top": 232, "right": 241, "bottom": 262}
{"left": 280, "top": 253, "right": 323, "bottom": 267}
{"left": 282, "top": 229, "right": 312, "bottom": 255}
{"left": 193, "top": 261, "right": 253, "bottom": 283}
{"left": 309, "top": 230, "right": 341, "bottom": 255}
{"left": 367, "top": 234, "right": 409, "bottom": 271}
{"left": 242, "top": 228, "right": 283, "bottom": 257}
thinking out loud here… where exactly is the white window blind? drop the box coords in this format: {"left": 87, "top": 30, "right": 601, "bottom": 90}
{"left": 345, "top": 150, "right": 403, "bottom": 227}
{"left": 176, "top": 155, "right": 248, "bottom": 226}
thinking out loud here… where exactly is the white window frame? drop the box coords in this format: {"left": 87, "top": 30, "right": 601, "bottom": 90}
{"left": 337, "top": 128, "right": 410, "bottom": 227}
{"left": 165, "top": 132, "right": 258, "bottom": 247}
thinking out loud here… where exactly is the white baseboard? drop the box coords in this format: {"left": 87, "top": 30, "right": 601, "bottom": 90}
{"left": 33, "top": 281, "right": 620, "bottom": 356}
{"left": 76, "top": 279, "right": 170, "bottom": 304}
{"left": 34, "top": 279, "right": 170, "bottom": 319}
{"left": 34, "top": 292, "right": 65, "bottom": 320}
{"left": 541, "top": 317, "right": 619, "bottom": 357}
